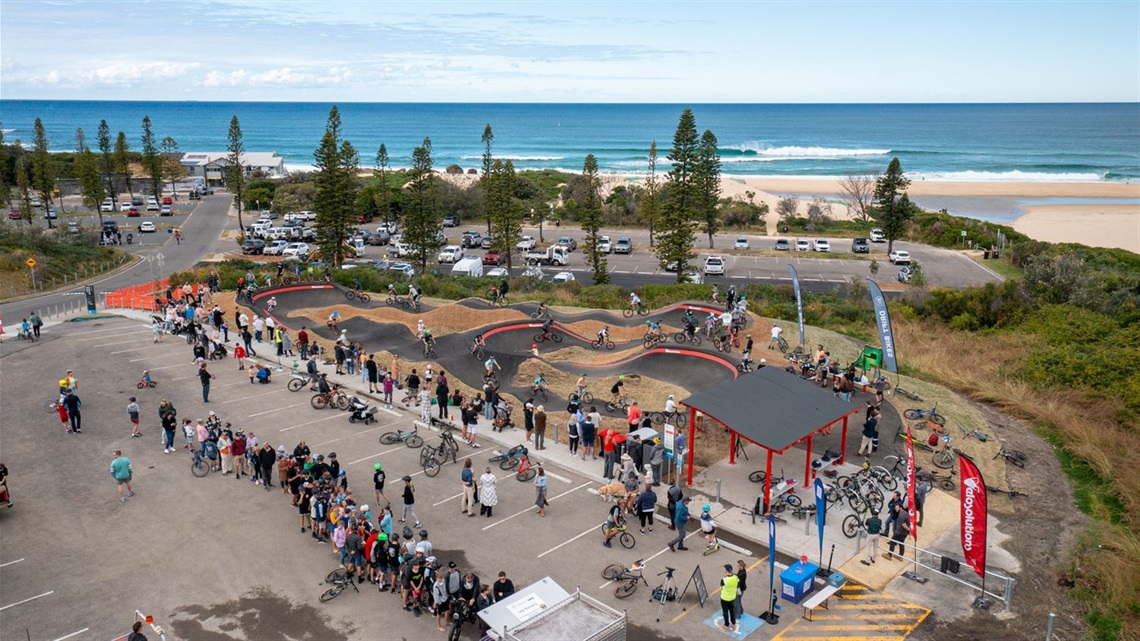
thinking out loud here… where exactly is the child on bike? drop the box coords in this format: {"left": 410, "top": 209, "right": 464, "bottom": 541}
{"left": 596, "top": 325, "right": 610, "bottom": 343}
{"left": 628, "top": 291, "right": 641, "bottom": 313}
{"left": 540, "top": 317, "right": 554, "bottom": 340}
{"left": 610, "top": 375, "right": 626, "bottom": 404}
{"left": 683, "top": 317, "right": 698, "bottom": 341}
{"left": 140, "top": 370, "right": 154, "bottom": 387}
{"left": 603, "top": 503, "right": 626, "bottom": 548}
{"left": 470, "top": 333, "right": 485, "bottom": 355}
{"left": 533, "top": 373, "right": 548, "bottom": 395}
{"left": 576, "top": 373, "right": 588, "bottom": 398}
{"left": 700, "top": 505, "right": 719, "bottom": 552}
{"left": 645, "top": 319, "right": 662, "bottom": 339}
{"left": 484, "top": 355, "right": 499, "bottom": 379}
{"left": 421, "top": 330, "right": 435, "bottom": 354}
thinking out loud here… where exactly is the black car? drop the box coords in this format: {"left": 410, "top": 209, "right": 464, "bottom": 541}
{"left": 367, "top": 230, "right": 390, "bottom": 246}
{"left": 851, "top": 238, "right": 870, "bottom": 254}
{"left": 242, "top": 239, "right": 267, "bottom": 255}
{"left": 102, "top": 221, "right": 119, "bottom": 234}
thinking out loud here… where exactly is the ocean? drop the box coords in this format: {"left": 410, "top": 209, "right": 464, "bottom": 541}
{"left": 1, "top": 101, "right": 1138, "bottom": 182}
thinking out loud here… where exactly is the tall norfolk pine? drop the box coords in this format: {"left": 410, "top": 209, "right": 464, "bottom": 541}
{"left": 655, "top": 109, "right": 700, "bottom": 283}
{"left": 312, "top": 106, "right": 359, "bottom": 266}
{"left": 695, "top": 129, "right": 722, "bottom": 249}
{"left": 579, "top": 154, "right": 608, "bottom": 284}
{"left": 227, "top": 115, "right": 248, "bottom": 232}
{"left": 403, "top": 137, "right": 443, "bottom": 273}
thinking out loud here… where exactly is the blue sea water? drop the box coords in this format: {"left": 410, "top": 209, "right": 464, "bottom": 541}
{"left": 1, "top": 101, "right": 1138, "bottom": 181}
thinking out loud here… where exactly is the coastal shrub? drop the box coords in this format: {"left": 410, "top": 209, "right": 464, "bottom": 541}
{"left": 780, "top": 216, "right": 868, "bottom": 236}
{"left": 909, "top": 210, "right": 1029, "bottom": 249}
{"left": 947, "top": 312, "right": 979, "bottom": 332}
{"left": 575, "top": 284, "right": 627, "bottom": 311}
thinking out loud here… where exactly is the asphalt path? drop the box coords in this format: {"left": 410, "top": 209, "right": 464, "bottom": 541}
{"left": 0, "top": 194, "right": 232, "bottom": 324}
{"left": 0, "top": 315, "right": 786, "bottom": 641}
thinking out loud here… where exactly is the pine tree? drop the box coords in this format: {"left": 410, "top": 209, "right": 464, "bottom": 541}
{"left": 114, "top": 131, "right": 132, "bottom": 198}
{"left": 579, "top": 154, "right": 608, "bottom": 284}
{"left": 140, "top": 116, "right": 162, "bottom": 199}
{"left": 403, "top": 137, "right": 442, "bottom": 273}
{"left": 872, "top": 157, "right": 916, "bottom": 255}
{"left": 655, "top": 109, "right": 700, "bottom": 282}
{"left": 312, "top": 106, "right": 359, "bottom": 265}
{"left": 226, "top": 115, "right": 247, "bottom": 231}
{"left": 31, "top": 118, "right": 55, "bottom": 227}
{"left": 14, "top": 144, "right": 34, "bottom": 224}
{"left": 695, "top": 129, "right": 722, "bottom": 248}
{"left": 374, "top": 143, "right": 393, "bottom": 226}
{"left": 161, "top": 136, "right": 186, "bottom": 194}
{"left": 485, "top": 159, "right": 522, "bottom": 272}
{"left": 97, "top": 120, "right": 114, "bottom": 198}
{"left": 641, "top": 141, "right": 661, "bottom": 247}
{"left": 75, "top": 127, "right": 106, "bottom": 220}
{"left": 0, "top": 125, "right": 9, "bottom": 210}
{"left": 480, "top": 124, "right": 494, "bottom": 235}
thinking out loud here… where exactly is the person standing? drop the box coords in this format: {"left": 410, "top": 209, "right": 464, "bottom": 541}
{"left": 110, "top": 450, "right": 135, "bottom": 504}
{"left": 62, "top": 389, "right": 82, "bottom": 434}
{"left": 861, "top": 510, "right": 882, "bottom": 565}
{"left": 719, "top": 564, "right": 740, "bottom": 633}
{"left": 915, "top": 477, "right": 931, "bottom": 527}
{"left": 858, "top": 413, "right": 877, "bottom": 457}
{"left": 666, "top": 483, "right": 683, "bottom": 530}
{"left": 298, "top": 326, "right": 310, "bottom": 360}
{"left": 199, "top": 363, "right": 215, "bottom": 403}
{"left": 479, "top": 467, "right": 498, "bottom": 518}
{"left": 733, "top": 559, "right": 748, "bottom": 622}
{"left": 533, "top": 405, "right": 547, "bottom": 450}
{"left": 649, "top": 438, "right": 665, "bottom": 486}
{"left": 257, "top": 443, "right": 276, "bottom": 491}
{"left": 400, "top": 475, "right": 421, "bottom": 527}
{"left": 419, "top": 387, "right": 431, "bottom": 423}
{"left": 636, "top": 482, "right": 657, "bottom": 534}
{"left": 668, "top": 496, "right": 691, "bottom": 552}
{"left": 374, "top": 463, "right": 388, "bottom": 506}
{"left": 126, "top": 397, "right": 141, "bottom": 438}
{"left": 600, "top": 427, "right": 618, "bottom": 479}
{"left": 884, "top": 491, "right": 903, "bottom": 534}
{"left": 29, "top": 311, "right": 42, "bottom": 340}
{"left": 436, "top": 374, "right": 450, "bottom": 421}
{"left": 253, "top": 315, "right": 264, "bottom": 343}
{"left": 218, "top": 431, "right": 233, "bottom": 475}
{"left": 626, "top": 401, "right": 642, "bottom": 433}
{"left": 885, "top": 503, "right": 910, "bottom": 561}
{"left": 492, "top": 571, "right": 515, "bottom": 603}
{"left": 241, "top": 326, "right": 255, "bottom": 357}
{"left": 233, "top": 343, "right": 246, "bottom": 370}
{"left": 534, "top": 467, "right": 548, "bottom": 517}
{"left": 460, "top": 458, "right": 477, "bottom": 516}
{"left": 366, "top": 354, "right": 379, "bottom": 393}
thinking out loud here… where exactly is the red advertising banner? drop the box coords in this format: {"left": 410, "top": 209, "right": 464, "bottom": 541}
{"left": 958, "top": 455, "right": 988, "bottom": 580}
{"left": 905, "top": 425, "right": 917, "bottom": 539}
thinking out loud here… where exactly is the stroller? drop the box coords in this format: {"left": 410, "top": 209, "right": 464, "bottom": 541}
{"left": 347, "top": 397, "right": 378, "bottom": 424}
{"left": 210, "top": 342, "right": 229, "bottom": 360}
{"left": 492, "top": 401, "right": 515, "bottom": 432}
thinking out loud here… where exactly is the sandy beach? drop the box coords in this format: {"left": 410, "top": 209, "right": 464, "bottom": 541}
{"left": 1011, "top": 204, "right": 1140, "bottom": 253}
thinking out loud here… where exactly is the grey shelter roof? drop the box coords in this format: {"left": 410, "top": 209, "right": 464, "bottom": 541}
{"left": 680, "top": 366, "right": 860, "bottom": 453}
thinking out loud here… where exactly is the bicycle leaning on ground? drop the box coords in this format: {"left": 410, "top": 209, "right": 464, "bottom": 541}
{"left": 320, "top": 567, "right": 361, "bottom": 602}
{"left": 602, "top": 559, "right": 649, "bottom": 598}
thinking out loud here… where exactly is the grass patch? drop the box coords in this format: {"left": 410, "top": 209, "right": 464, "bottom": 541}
{"left": 0, "top": 224, "right": 127, "bottom": 300}
{"left": 969, "top": 254, "right": 1024, "bottom": 280}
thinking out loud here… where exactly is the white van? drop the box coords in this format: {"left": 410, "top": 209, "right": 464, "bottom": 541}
{"left": 451, "top": 257, "right": 483, "bottom": 278}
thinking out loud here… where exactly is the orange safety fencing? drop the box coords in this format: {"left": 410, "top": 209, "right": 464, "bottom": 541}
{"left": 104, "top": 278, "right": 205, "bottom": 311}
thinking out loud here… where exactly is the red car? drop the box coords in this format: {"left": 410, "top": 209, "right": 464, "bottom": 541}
{"left": 127, "top": 206, "right": 140, "bottom": 217}
{"left": 482, "top": 252, "right": 501, "bottom": 266}
{"left": 162, "top": 196, "right": 173, "bottom": 205}
{"left": 7, "top": 210, "right": 22, "bottom": 220}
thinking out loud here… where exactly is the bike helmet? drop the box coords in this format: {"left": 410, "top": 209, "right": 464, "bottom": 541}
{"left": 760, "top": 358, "right": 766, "bottom": 364}
{"left": 580, "top": 373, "right": 586, "bottom": 377}
{"left": 374, "top": 463, "right": 383, "bottom": 471}
{"left": 377, "top": 532, "right": 389, "bottom": 542}
{"left": 702, "top": 504, "right": 711, "bottom": 513}
{"left": 645, "top": 320, "right": 651, "bottom": 325}
{"left": 360, "top": 504, "right": 369, "bottom": 513}
{"left": 425, "top": 329, "right": 431, "bottom": 336}
{"left": 618, "top": 375, "right": 625, "bottom": 381}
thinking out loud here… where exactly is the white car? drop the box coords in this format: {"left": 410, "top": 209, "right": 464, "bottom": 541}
{"left": 795, "top": 239, "right": 811, "bottom": 252}
{"left": 160, "top": 204, "right": 172, "bottom": 216}
{"left": 889, "top": 250, "right": 912, "bottom": 265}
{"left": 684, "top": 270, "right": 704, "bottom": 285}
{"left": 100, "top": 199, "right": 115, "bottom": 213}
{"left": 870, "top": 228, "right": 886, "bottom": 243}
{"left": 281, "top": 242, "right": 311, "bottom": 258}
{"left": 813, "top": 239, "right": 831, "bottom": 252}
{"left": 146, "top": 201, "right": 159, "bottom": 211}
{"left": 521, "top": 267, "right": 545, "bottom": 280}
{"left": 733, "top": 238, "right": 750, "bottom": 250}
{"left": 516, "top": 235, "right": 537, "bottom": 251}
{"left": 551, "top": 271, "right": 576, "bottom": 284}
{"left": 703, "top": 255, "right": 726, "bottom": 276}
{"left": 263, "top": 240, "right": 290, "bottom": 255}
{"left": 389, "top": 263, "right": 415, "bottom": 278}
{"left": 437, "top": 245, "right": 463, "bottom": 263}
{"left": 139, "top": 221, "right": 156, "bottom": 233}
{"left": 485, "top": 267, "right": 509, "bottom": 279}
{"left": 119, "top": 201, "right": 133, "bottom": 212}
{"left": 598, "top": 235, "right": 612, "bottom": 253}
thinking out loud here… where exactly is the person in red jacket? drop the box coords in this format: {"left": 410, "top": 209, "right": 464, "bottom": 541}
{"left": 233, "top": 343, "right": 247, "bottom": 370}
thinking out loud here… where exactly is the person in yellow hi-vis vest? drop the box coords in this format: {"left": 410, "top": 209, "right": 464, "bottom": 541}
{"left": 719, "top": 564, "right": 740, "bottom": 632}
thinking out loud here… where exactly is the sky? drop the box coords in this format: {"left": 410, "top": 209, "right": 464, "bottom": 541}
{"left": 1, "top": 0, "right": 1138, "bottom": 103}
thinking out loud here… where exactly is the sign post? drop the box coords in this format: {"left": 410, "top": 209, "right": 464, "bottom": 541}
{"left": 84, "top": 284, "right": 97, "bottom": 314}
{"left": 26, "top": 257, "right": 37, "bottom": 290}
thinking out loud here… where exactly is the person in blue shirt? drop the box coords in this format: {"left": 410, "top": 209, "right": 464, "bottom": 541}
{"left": 110, "top": 450, "right": 135, "bottom": 503}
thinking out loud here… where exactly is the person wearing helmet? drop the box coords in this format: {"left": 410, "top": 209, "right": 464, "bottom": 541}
{"left": 532, "top": 372, "right": 548, "bottom": 396}
{"left": 700, "top": 504, "right": 719, "bottom": 552}
{"left": 373, "top": 462, "right": 388, "bottom": 506}
{"left": 421, "top": 328, "right": 434, "bottom": 354}
{"left": 540, "top": 316, "right": 555, "bottom": 341}
{"left": 742, "top": 334, "right": 754, "bottom": 359}
{"left": 629, "top": 291, "right": 642, "bottom": 314}
{"left": 596, "top": 324, "right": 610, "bottom": 343}
{"left": 646, "top": 318, "right": 662, "bottom": 339}
{"left": 664, "top": 394, "right": 676, "bottom": 419}
{"left": 575, "top": 373, "right": 588, "bottom": 398}
{"left": 610, "top": 375, "right": 627, "bottom": 406}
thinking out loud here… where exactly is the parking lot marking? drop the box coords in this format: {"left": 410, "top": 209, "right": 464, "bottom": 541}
{"left": 0, "top": 557, "right": 25, "bottom": 568}
{"left": 147, "top": 362, "right": 190, "bottom": 371}
{"left": 669, "top": 557, "right": 767, "bottom": 624}
{"left": 279, "top": 412, "right": 348, "bottom": 432}
{"left": 219, "top": 389, "right": 286, "bottom": 404}
{"left": 346, "top": 444, "right": 410, "bottom": 466}
{"left": 482, "top": 481, "right": 591, "bottom": 531}
{"left": 379, "top": 406, "right": 401, "bottom": 417}
{"left": 52, "top": 628, "right": 90, "bottom": 641}
{"left": 112, "top": 346, "right": 160, "bottom": 355}
{"left": 537, "top": 521, "right": 607, "bottom": 558}
{"left": 314, "top": 425, "right": 386, "bottom": 448}
{"left": 249, "top": 402, "right": 308, "bottom": 417}
{"left": 96, "top": 337, "right": 152, "bottom": 347}
{"left": 0, "top": 590, "right": 54, "bottom": 612}
{"left": 69, "top": 325, "right": 144, "bottom": 338}
{"left": 433, "top": 470, "right": 517, "bottom": 506}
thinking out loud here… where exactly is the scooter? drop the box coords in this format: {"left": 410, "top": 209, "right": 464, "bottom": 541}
{"left": 347, "top": 397, "right": 378, "bottom": 424}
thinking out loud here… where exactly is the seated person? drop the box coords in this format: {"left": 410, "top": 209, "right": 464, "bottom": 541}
{"left": 256, "top": 366, "right": 272, "bottom": 384}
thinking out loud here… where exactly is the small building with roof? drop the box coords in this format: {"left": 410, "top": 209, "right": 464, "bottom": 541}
{"left": 181, "top": 152, "right": 287, "bottom": 186}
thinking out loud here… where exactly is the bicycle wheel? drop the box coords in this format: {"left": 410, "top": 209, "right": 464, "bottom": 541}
{"left": 672, "top": 413, "right": 689, "bottom": 428}
{"left": 619, "top": 531, "right": 636, "bottom": 549}
{"left": 590, "top": 340, "right": 602, "bottom": 349}
{"left": 649, "top": 412, "right": 664, "bottom": 426}
{"left": 311, "top": 394, "right": 329, "bottom": 410}
{"left": 846, "top": 493, "right": 867, "bottom": 513}
{"left": 825, "top": 486, "right": 840, "bottom": 505}
{"left": 615, "top": 579, "right": 639, "bottom": 599}
{"left": 500, "top": 457, "right": 520, "bottom": 471}
{"left": 903, "top": 409, "right": 925, "bottom": 421}
{"left": 551, "top": 333, "right": 563, "bottom": 343}
{"left": 335, "top": 393, "right": 351, "bottom": 411}
{"left": 406, "top": 433, "right": 424, "bottom": 448}
{"left": 386, "top": 296, "right": 397, "bottom": 306}
{"left": 875, "top": 470, "right": 898, "bottom": 492}
{"left": 326, "top": 567, "right": 349, "bottom": 583}
{"left": 937, "top": 478, "right": 956, "bottom": 491}
{"left": 932, "top": 449, "right": 955, "bottom": 469}
{"left": 447, "top": 620, "right": 464, "bottom": 641}
{"left": 637, "top": 307, "right": 648, "bottom": 317}
{"left": 777, "top": 337, "right": 789, "bottom": 353}
{"left": 538, "top": 388, "right": 548, "bottom": 402}
{"left": 602, "top": 563, "right": 625, "bottom": 580}
{"left": 603, "top": 340, "right": 615, "bottom": 350}
{"left": 359, "top": 293, "right": 370, "bottom": 303}
{"left": 930, "top": 412, "right": 947, "bottom": 427}
{"left": 345, "top": 290, "right": 356, "bottom": 301}
{"left": 288, "top": 378, "right": 305, "bottom": 392}
{"left": 622, "top": 308, "right": 634, "bottom": 318}
{"left": 45, "top": 401, "right": 57, "bottom": 413}
{"left": 841, "top": 514, "right": 861, "bottom": 539}
{"left": 673, "top": 333, "right": 686, "bottom": 343}
{"left": 865, "top": 490, "right": 884, "bottom": 513}
{"left": 785, "top": 494, "right": 802, "bottom": 507}
{"left": 419, "top": 446, "right": 434, "bottom": 467}
{"left": 319, "top": 583, "right": 346, "bottom": 602}
{"left": 749, "top": 470, "right": 766, "bottom": 483}
{"left": 379, "top": 432, "right": 399, "bottom": 445}
{"left": 496, "top": 296, "right": 509, "bottom": 307}
{"left": 642, "top": 337, "right": 654, "bottom": 350}
{"left": 424, "top": 455, "right": 442, "bottom": 477}
{"left": 605, "top": 402, "right": 617, "bottom": 413}
{"left": 581, "top": 392, "right": 594, "bottom": 404}
{"left": 517, "top": 466, "right": 536, "bottom": 482}
{"left": 191, "top": 457, "right": 210, "bottom": 477}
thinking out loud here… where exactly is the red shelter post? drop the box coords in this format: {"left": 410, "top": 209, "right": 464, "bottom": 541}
{"left": 728, "top": 430, "right": 737, "bottom": 465}
{"left": 685, "top": 405, "right": 697, "bottom": 486}
{"left": 763, "top": 449, "right": 773, "bottom": 516}
{"left": 803, "top": 435, "right": 813, "bottom": 488}
{"left": 839, "top": 415, "right": 849, "bottom": 465}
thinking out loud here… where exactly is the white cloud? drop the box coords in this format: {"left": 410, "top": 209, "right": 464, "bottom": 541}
{"left": 80, "top": 61, "right": 199, "bottom": 86}
{"left": 202, "top": 66, "right": 352, "bottom": 88}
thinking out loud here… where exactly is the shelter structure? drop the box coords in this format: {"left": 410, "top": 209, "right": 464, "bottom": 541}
{"left": 679, "top": 366, "right": 862, "bottom": 511}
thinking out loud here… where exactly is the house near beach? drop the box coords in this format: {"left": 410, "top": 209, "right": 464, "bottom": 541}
{"left": 181, "top": 151, "right": 287, "bottom": 186}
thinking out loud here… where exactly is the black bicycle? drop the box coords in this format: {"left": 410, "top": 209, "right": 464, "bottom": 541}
{"left": 590, "top": 337, "right": 616, "bottom": 350}
{"left": 534, "top": 331, "right": 563, "bottom": 344}
{"left": 643, "top": 333, "right": 667, "bottom": 349}
{"left": 320, "top": 567, "right": 361, "bottom": 602}
{"left": 649, "top": 411, "right": 688, "bottom": 428}
{"left": 986, "top": 485, "right": 1029, "bottom": 498}
{"left": 623, "top": 303, "right": 649, "bottom": 318}
{"left": 994, "top": 446, "right": 1027, "bottom": 468}
{"left": 345, "top": 288, "right": 371, "bottom": 303}
{"left": 673, "top": 331, "right": 702, "bottom": 346}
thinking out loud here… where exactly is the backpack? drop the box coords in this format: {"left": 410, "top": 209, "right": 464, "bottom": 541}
{"left": 203, "top": 441, "right": 219, "bottom": 460}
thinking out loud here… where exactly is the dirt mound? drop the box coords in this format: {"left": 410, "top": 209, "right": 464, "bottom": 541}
{"left": 287, "top": 302, "right": 527, "bottom": 336}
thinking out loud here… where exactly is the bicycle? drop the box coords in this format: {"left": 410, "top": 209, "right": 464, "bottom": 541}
{"left": 605, "top": 396, "right": 634, "bottom": 414}
{"left": 470, "top": 344, "right": 486, "bottom": 360}
{"left": 489, "top": 444, "right": 527, "bottom": 465}
{"left": 420, "top": 445, "right": 445, "bottom": 477}
{"left": 931, "top": 438, "right": 960, "bottom": 469}
{"left": 712, "top": 335, "right": 732, "bottom": 353}
{"left": 422, "top": 342, "right": 437, "bottom": 359}
{"left": 903, "top": 405, "right": 946, "bottom": 427}
{"left": 837, "top": 475, "right": 884, "bottom": 514}
{"left": 497, "top": 446, "right": 529, "bottom": 470}
{"left": 482, "top": 371, "right": 500, "bottom": 388}
{"left": 842, "top": 506, "right": 870, "bottom": 539}
{"left": 642, "top": 333, "right": 667, "bottom": 349}
{"left": 994, "top": 446, "right": 1027, "bottom": 468}
{"left": 748, "top": 468, "right": 788, "bottom": 485}
{"left": 530, "top": 307, "right": 551, "bottom": 320}
{"left": 590, "top": 337, "right": 616, "bottom": 350}
{"left": 319, "top": 567, "right": 361, "bottom": 602}
{"left": 768, "top": 491, "right": 803, "bottom": 514}
{"left": 673, "top": 331, "right": 702, "bottom": 346}
{"left": 911, "top": 418, "right": 947, "bottom": 435}
{"left": 486, "top": 288, "right": 509, "bottom": 307}
{"left": 386, "top": 292, "right": 409, "bottom": 308}
{"left": 577, "top": 390, "right": 594, "bottom": 404}
{"left": 514, "top": 451, "right": 539, "bottom": 481}
{"left": 446, "top": 596, "right": 480, "bottom": 641}
{"left": 602, "top": 560, "right": 648, "bottom": 598}
{"left": 894, "top": 386, "right": 923, "bottom": 401}
{"left": 599, "top": 520, "right": 637, "bottom": 549}
{"left": 855, "top": 460, "right": 898, "bottom": 492}
{"left": 45, "top": 398, "right": 62, "bottom": 413}
{"left": 380, "top": 427, "right": 424, "bottom": 448}
{"left": 532, "top": 385, "right": 549, "bottom": 403}
{"left": 623, "top": 303, "right": 649, "bottom": 318}
{"left": 191, "top": 449, "right": 212, "bottom": 477}
{"left": 917, "top": 467, "right": 957, "bottom": 492}
{"left": 437, "top": 428, "right": 460, "bottom": 460}
{"left": 986, "top": 485, "right": 1029, "bottom": 499}
{"left": 345, "top": 288, "right": 371, "bottom": 304}
{"left": 311, "top": 387, "right": 350, "bottom": 410}
{"left": 649, "top": 411, "right": 688, "bottom": 428}
{"left": 533, "top": 331, "right": 563, "bottom": 344}
{"left": 287, "top": 371, "right": 317, "bottom": 392}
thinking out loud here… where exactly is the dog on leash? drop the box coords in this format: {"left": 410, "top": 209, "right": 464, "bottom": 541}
{"left": 597, "top": 482, "right": 626, "bottom": 502}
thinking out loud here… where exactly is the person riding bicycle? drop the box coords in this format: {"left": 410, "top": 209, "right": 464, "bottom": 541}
{"left": 610, "top": 375, "right": 627, "bottom": 404}
{"left": 327, "top": 310, "right": 340, "bottom": 329}
{"left": 699, "top": 505, "right": 719, "bottom": 551}
{"left": 484, "top": 355, "right": 499, "bottom": 379}
{"left": 709, "top": 284, "right": 721, "bottom": 303}
{"left": 628, "top": 292, "right": 641, "bottom": 313}
{"left": 540, "top": 318, "right": 554, "bottom": 340}
{"left": 409, "top": 284, "right": 421, "bottom": 308}
{"left": 575, "top": 373, "right": 588, "bottom": 398}
{"left": 664, "top": 394, "right": 676, "bottom": 418}
{"left": 352, "top": 277, "right": 363, "bottom": 293}
{"left": 742, "top": 334, "right": 754, "bottom": 359}
{"left": 681, "top": 307, "right": 697, "bottom": 327}
{"left": 471, "top": 333, "right": 486, "bottom": 355}
{"left": 267, "top": 296, "right": 277, "bottom": 313}
{"left": 534, "top": 301, "right": 548, "bottom": 318}
{"left": 140, "top": 370, "right": 153, "bottom": 387}
{"left": 602, "top": 503, "right": 626, "bottom": 548}
{"left": 645, "top": 319, "right": 662, "bottom": 339}
{"left": 421, "top": 329, "right": 435, "bottom": 352}
{"left": 596, "top": 325, "right": 610, "bottom": 343}
{"left": 498, "top": 279, "right": 510, "bottom": 300}
{"left": 683, "top": 317, "right": 697, "bottom": 340}
{"left": 417, "top": 319, "right": 426, "bottom": 339}
{"left": 533, "top": 373, "right": 548, "bottom": 395}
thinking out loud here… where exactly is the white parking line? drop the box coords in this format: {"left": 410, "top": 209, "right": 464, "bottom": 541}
{"left": 249, "top": 402, "right": 308, "bottom": 417}
{"left": 596, "top": 531, "right": 703, "bottom": 589}
{"left": 544, "top": 469, "right": 573, "bottom": 484}
{"left": 537, "top": 521, "right": 606, "bottom": 558}
{"left": 313, "top": 425, "right": 387, "bottom": 448}
{"left": 432, "top": 470, "right": 516, "bottom": 506}
{"left": 279, "top": 412, "right": 347, "bottom": 432}
{"left": 147, "top": 362, "right": 190, "bottom": 371}
{"left": 69, "top": 325, "right": 143, "bottom": 337}
{"left": 52, "top": 628, "right": 90, "bottom": 641}
{"left": 0, "top": 558, "right": 24, "bottom": 568}
{"left": 482, "top": 481, "right": 591, "bottom": 531}
{"left": 346, "top": 443, "right": 412, "bottom": 466}
{"left": 219, "top": 389, "right": 285, "bottom": 404}
{"left": 379, "top": 406, "right": 401, "bottom": 417}
{"left": 0, "top": 590, "right": 54, "bottom": 612}
{"left": 95, "top": 337, "right": 150, "bottom": 347}
{"left": 113, "top": 346, "right": 157, "bottom": 354}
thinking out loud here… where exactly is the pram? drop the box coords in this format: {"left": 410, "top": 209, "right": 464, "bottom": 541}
{"left": 210, "top": 342, "right": 229, "bottom": 360}
{"left": 492, "top": 402, "right": 514, "bottom": 432}
{"left": 347, "top": 397, "right": 378, "bottom": 424}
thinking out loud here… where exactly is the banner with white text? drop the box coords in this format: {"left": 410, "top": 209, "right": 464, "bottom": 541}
{"left": 866, "top": 279, "right": 898, "bottom": 373}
